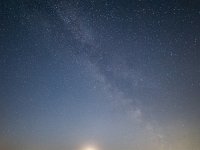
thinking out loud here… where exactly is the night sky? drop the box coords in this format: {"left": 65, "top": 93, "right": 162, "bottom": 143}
{"left": 1, "top": 0, "right": 200, "bottom": 150}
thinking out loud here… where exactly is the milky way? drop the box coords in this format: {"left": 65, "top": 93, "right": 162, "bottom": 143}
{"left": 1, "top": 0, "right": 200, "bottom": 150}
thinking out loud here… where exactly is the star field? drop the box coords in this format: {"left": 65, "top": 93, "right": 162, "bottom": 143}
{"left": 0, "top": 0, "right": 200, "bottom": 150}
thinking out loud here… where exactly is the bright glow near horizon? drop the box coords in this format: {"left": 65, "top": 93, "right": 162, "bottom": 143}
{"left": 83, "top": 145, "right": 98, "bottom": 150}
